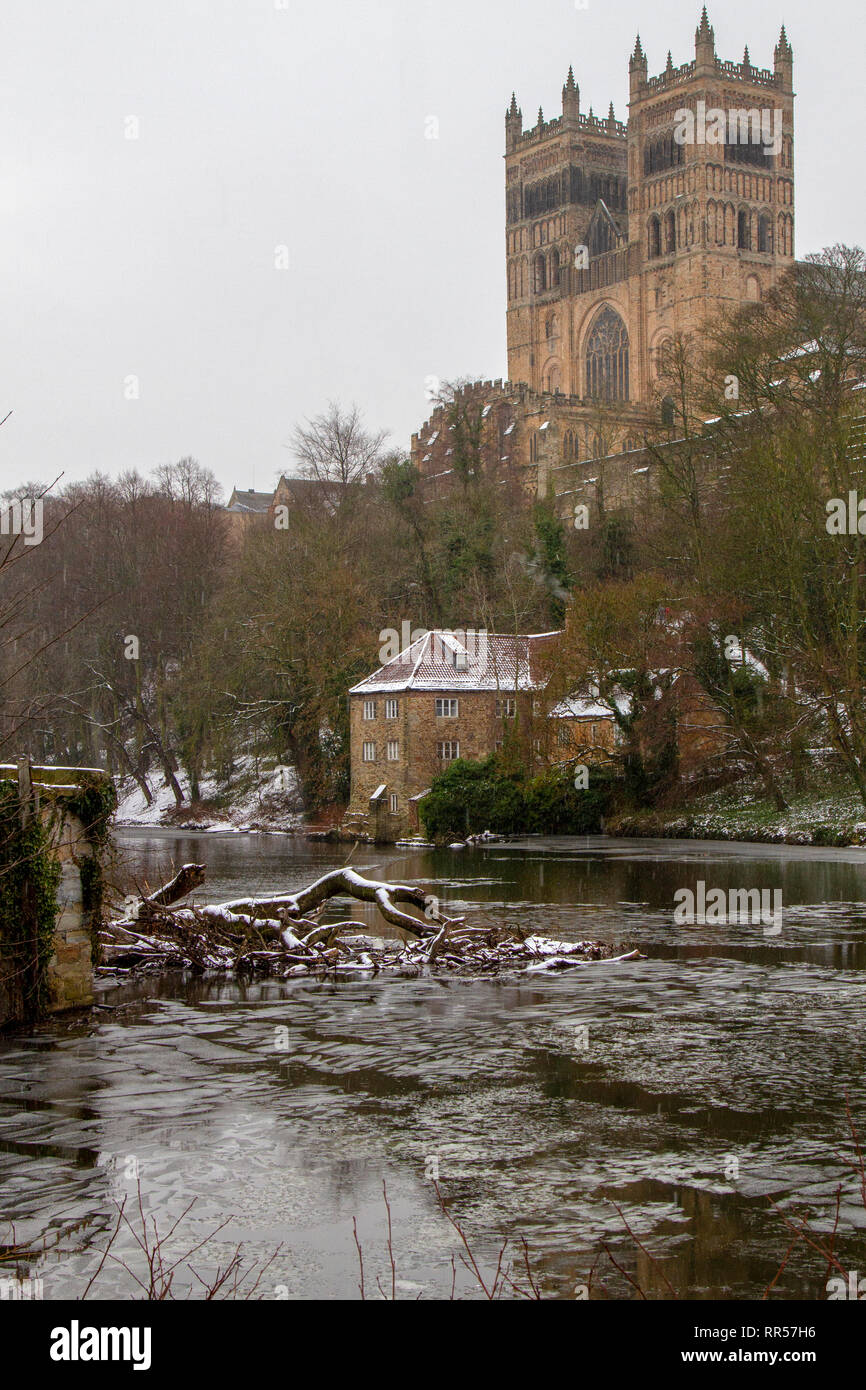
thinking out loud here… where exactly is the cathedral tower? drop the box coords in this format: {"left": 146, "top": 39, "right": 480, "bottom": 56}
{"left": 504, "top": 11, "right": 795, "bottom": 413}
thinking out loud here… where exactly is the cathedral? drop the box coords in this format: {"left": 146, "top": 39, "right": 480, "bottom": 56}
{"left": 411, "top": 11, "right": 796, "bottom": 509}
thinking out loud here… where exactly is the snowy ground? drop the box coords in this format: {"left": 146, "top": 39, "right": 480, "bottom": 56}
{"left": 608, "top": 776, "right": 866, "bottom": 847}
{"left": 114, "top": 760, "right": 305, "bottom": 833}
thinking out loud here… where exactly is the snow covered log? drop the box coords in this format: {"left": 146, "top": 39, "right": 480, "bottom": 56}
{"left": 212, "top": 867, "right": 452, "bottom": 939}
{"left": 138, "top": 863, "right": 206, "bottom": 916}
{"left": 101, "top": 865, "right": 641, "bottom": 979}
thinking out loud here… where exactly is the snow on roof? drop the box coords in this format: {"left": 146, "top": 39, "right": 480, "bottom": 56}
{"left": 350, "top": 630, "right": 561, "bottom": 695}
{"left": 227, "top": 488, "right": 273, "bottom": 513}
{"left": 549, "top": 695, "right": 613, "bottom": 720}
{"left": 723, "top": 640, "right": 770, "bottom": 680}
{"left": 780, "top": 339, "right": 820, "bottom": 361}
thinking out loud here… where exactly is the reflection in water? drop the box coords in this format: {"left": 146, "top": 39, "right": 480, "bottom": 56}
{"left": 0, "top": 831, "right": 865, "bottom": 1299}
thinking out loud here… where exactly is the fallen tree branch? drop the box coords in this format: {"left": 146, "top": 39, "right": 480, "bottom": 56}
{"left": 102, "top": 866, "right": 644, "bottom": 981}
{"left": 143, "top": 863, "right": 206, "bottom": 909}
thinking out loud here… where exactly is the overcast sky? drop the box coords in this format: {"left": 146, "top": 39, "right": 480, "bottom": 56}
{"left": 0, "top": 0, "right": 859, "bottom": 498}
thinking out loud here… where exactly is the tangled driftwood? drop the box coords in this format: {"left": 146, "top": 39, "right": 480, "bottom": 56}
{"left": 100, "top": 864, "right": 641, "bottom": 979}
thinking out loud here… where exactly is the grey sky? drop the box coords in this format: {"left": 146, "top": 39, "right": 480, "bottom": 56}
{"left": 0, "top": 0, "right": 859, "bottom": 498}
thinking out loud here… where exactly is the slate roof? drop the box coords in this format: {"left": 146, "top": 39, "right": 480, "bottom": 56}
{"left": 227, "top": 488, "right": 273, "bottom": 513}
{"left": 350, "top": 630, "right": 561, "bottom": 695}
{"left": 549, "top": 695, "right": 614, "bottom": 720}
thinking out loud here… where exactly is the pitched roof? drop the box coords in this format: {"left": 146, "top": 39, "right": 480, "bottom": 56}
{"left": 227, "top": 488, "right": 273, "bottom": 513}
{"left": 350, "top": 630, "right": 561, "bottom": 695}
{"left": 549, "top": 694, "right": 614, "bottom": 720}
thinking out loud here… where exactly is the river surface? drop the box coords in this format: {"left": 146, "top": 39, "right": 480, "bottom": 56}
{"left": 2, "top": 830, "right": 866, "bottom": 1300}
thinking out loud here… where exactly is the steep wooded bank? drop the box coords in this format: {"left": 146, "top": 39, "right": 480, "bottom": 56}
{"left": 1, "top": 247, "right": 865, "bottom": 831}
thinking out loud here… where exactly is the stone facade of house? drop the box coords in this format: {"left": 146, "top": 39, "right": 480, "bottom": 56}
{"left": 344, "top": 631, "right": 562, "bottom": 841}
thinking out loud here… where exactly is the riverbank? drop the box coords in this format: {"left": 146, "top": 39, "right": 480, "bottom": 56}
{"left": 606, "top": 778, "right": 866, "bottom": 847}
{"left": 114, "top": 761, "right": 304, "bottom": 833}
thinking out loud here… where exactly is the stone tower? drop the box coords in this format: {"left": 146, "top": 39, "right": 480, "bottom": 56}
{"left": 504, "top": 10, "right": 795, "bottom": 411}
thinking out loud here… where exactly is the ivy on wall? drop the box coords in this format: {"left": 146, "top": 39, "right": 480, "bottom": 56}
{"left": 63, "top": 774, "right": 117, "bottom": 966}
{"left": 0, "top": 772, "right": 116, "bottom": 1022}
{"left": 0, "top": 780, "right": 62, "bottom": 1021}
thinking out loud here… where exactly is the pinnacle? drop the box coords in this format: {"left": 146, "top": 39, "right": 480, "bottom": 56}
{"left": 696, "top": 6, "right": 713, "bottom": 41}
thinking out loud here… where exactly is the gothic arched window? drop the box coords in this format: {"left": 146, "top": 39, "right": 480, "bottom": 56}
{"left": 737, "top": 209, "right": 751, "bottom": 250}
{"left": 648, "top": 215, "right": 661, "bottom": 259}
{"left": 533, "top": 254, "right": 546, "bottom": 294}
{"left": 758, "top": 213, "right": 773, "bottom": 253}
{"left": 549, "top": 247, "right": 561, "bottom": 289}
{"left": 584, "top": 306, "right": 630, "bottom": 402}
{"left": 664, "top": 210, "right": 676, "bottom": 254}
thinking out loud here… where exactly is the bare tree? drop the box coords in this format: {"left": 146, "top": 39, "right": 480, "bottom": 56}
{"left": 288, "top": 402, "right": 389, "bottom": 510}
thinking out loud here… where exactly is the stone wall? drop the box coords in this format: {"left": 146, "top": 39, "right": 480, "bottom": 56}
{"left": 0, "top": 765, "right": 112, "bottom": 1028}
{"left": 46, "top": 810, "right": 95, "bottom": 1015}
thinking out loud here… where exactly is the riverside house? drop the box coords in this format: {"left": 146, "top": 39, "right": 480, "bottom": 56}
{"left": 344, "top": 629, "right": 617, "bottom": 842}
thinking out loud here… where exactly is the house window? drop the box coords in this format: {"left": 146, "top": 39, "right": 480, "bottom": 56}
{"left": 385, "top": 699, "right": 399, "bottom": 719}
{"left": 362, "top": 742, "right": 376, "bottom": 762}
{"left": 363, "top": 700, "right": 376, "bottom": 721}
{"left": 590, "top": 723, "right": 597, "bottom": 742}
{"left": 557, "top": 724, "right": 571, "bottom": 747}
{"left": 386, "top": 740, "right": 399, "bottom": 761}
{"left": 389, "top": 794, "right": 399, "bottom": 814}
{"left": 437, "top": 741, "right": 460, "bottom": 761}
{"left": 435, "top": 698, "right": 459, "bottom": 718}
{"left": 496, "top": 698, "right": 516, "bottom": 718}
